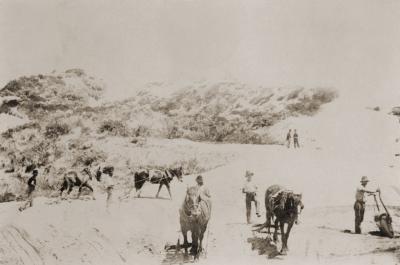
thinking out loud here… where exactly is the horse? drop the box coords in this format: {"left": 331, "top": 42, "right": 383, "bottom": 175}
{"left": 59, "top": 167, "right": 102, "bottom": 199}
{"left": 133, "top": 166, "right": 183, "bottom": 199}
{"left": 262, "top": 185, "right": 304, "bottom": 255}
{"left": 179, "top": 186, "right": 212, "bottom": 260}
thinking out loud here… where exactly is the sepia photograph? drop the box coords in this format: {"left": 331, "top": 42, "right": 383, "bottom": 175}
{"left": 0, "top": 0, "right": 399, "bottom": 264}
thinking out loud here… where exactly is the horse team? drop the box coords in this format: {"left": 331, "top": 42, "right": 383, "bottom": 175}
{"left": 18, "top": 163, "right": 303, "bottom": 260}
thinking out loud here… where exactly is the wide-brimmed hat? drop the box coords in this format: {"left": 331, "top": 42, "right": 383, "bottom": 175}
{"left": 360, "top": 176, "right": 369, "bottom": 183}
{"left": 245, "top": 171, "right": 254, "bottom": 178}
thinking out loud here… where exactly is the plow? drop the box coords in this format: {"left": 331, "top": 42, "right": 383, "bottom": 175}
{"left": 372, "top": 190, "right": 394, "bottom": 238}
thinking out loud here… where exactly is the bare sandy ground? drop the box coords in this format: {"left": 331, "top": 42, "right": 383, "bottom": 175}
{"left": 0, "top": 142, "right": 399, "bottom": 265}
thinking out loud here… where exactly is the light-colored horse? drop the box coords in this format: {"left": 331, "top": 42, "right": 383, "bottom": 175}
{"left": 179, "top": 186, "right": 212, "bottom": 260}
{"left": 59, "top": 167, "right": 101, "bottom": 199}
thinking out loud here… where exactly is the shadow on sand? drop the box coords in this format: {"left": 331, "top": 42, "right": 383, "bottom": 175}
{"left": 247, "top": 236, "right": 281, "bottom": 259}
{"left": 162, "top": 242, "right": 199, "bottom": 265}
{"left": 119, "top": 195, "right": 171, "bottom": 202}
{"left": 134, "top": 196, "right": 171, "bottom": 200}
{"left": 368, "top": 231, "right": 400, "bottom": 238}
{"left": 162, "top": 250, "right": 193, "bottom": 265}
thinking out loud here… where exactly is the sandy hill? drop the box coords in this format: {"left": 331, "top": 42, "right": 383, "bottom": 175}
{"left": 0, "top": 70, "right": 338, "bottom": 202}
{"left": 0, "top": 71, "right": 399, "bottom": 264}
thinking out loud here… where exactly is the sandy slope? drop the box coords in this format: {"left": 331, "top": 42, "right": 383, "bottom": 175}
{"left": 0, "top": 95, "right": 399, "bottom": 265}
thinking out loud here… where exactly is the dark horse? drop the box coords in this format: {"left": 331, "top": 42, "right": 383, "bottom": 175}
{"left": 59, "top": 167, "right": 102, "bottom": 199}
{"left": 259, "top": 185, "right": 304, "bottom": 255}
{"left": 179, "top": 186, "right": 212, "bottom": 260}
{"left": 133, "top": 167, "right": 183, "bottom": 199}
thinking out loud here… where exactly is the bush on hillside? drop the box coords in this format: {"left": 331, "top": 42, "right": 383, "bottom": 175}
{"left": 134, "top": 125, "right": 150, "bottom": 137}
{"left": 65, "top": 68, "right": 85, "bottom": 77}
{"left": 44, "top": 122, "right": 71, "bottom": 139}
{"left": 287, "top": 89, "right": 337, "bottom": 116}
{"left": 287, "top": 88, "right": 303, "bottom": 100}
{"left": 98, "top": 120, "right": 131, "bottom": 137}
{"left": 2, "top": 80, "right": 21, "bottom": 93}
{"left": 311, "top": 88, "right": 337, "bottom": 104}
{"left": 72, "top": 149, "right": 107, "bottom": 167}
{"left": 1, "top": 123, "right": 41, "bottom": 139}
{"left": 20, "top": 140, "right": 52, "bottom": 167}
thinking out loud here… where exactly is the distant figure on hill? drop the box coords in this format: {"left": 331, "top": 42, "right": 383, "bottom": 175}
{"left": 19, "top": 169, "right": 38, "bottom": 212}
{"left": 293, "top": 129, "right": 300, "bottom": 148}
{"left": 286, "top": 129, "right": 292, "bottom": 148}
{"left": 354, "top": 176, "right": 379, "bottom": 234}
{"left": 242, "top": 171, "right": 261, "bottom": 224}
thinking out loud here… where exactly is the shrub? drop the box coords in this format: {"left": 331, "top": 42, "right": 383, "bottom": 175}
{"left": 73, "top": 149, "right": 107, "bottom": 167}
{"left": 65, "top": 68, "right": 85, "bottom": 77}
{"left": 134, "top": 125, "right": 150, "bottom": 137}
{"left": 287, "top": 88, "right": 337, "bottom": 116}
{"left": 311, "top": 88, "right": 337, "bottom": 104}
{"left": 2, "top": 80, "right": 21, "bottom": 93}
{"left": 98, "top": 120, "right": 130, "bottom": 137}
{"left": 25, "top": 141, "right": 52, "bottom": 167}
{"left": 287, "top": 88, "right": 303, "bottom": 100}
{"left": 1, "top": 123, "right": 41, "bottom": 139}
{"left": 44, "top": 122, "right": 71, "bottom": 139}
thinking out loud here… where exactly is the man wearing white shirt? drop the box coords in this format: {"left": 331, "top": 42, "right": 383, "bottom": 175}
{"left": 242, "top": 171, "right": 261, "bottom": 224}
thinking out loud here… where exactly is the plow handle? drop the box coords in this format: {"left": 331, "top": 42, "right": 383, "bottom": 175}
{"left": 378, "top": 191, "right": 391, "bottom": 217}
{"left": 373, "top": 194, "right": 380, "bottom": 212}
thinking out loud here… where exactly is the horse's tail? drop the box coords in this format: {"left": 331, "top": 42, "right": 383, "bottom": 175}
{"left": 134, "top": 172, "right": 140, "bottom": 189}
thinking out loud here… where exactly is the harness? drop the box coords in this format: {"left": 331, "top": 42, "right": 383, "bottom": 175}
{"left": 270, "top": 190, "right": 299, "bottom": 215}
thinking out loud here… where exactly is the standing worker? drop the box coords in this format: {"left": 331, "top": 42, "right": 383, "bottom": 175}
{"left": 19, "top": 169, "right": 38, "bottom": 211}
{"left": 293, "top": 129, "right": 300, "bottom": 148}
{"left": 196, "top": 175, "right": 211, "bottom": 200}
{"left": 102, "top": 166, "right": 115, "bottom": 209}
{"left": 286, "top": 129, "right": 292, "bottom": 148}
{"left": 354, "top": 176, "right": 379, "bottom": 234}
{"left": 242, "top": 171, "right": 261, "bottom": 224}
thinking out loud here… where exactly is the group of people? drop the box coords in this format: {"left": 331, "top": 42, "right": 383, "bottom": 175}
{"left": 17, "top": 164, "right": 116, "bottom": 212}
{"left": 240, "top": 170, "right": 384, "bottom": 234}
{"left": 286, "top": 129, "right": 300, "bottom": 148}
{"left": 14, "top": 161, "right": 385, "bottom": 235}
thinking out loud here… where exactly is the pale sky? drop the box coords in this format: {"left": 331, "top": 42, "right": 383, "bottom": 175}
{"left": 1, "top": 0, "right": 400, "bottom": 103}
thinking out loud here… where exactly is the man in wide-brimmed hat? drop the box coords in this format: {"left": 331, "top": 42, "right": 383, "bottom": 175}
{"left": 354, "top": 176, "right": 379, "bottom": 234}
{"left": 242, "top": 170, "right": 261, "bottom": 224}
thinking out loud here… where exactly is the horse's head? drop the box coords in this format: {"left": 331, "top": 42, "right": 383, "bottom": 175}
{"left": 25, "top": 164, "right": 36, "bottom": 173}
{"left": 172, "top": 166, "right": 183, "bottom": 182}
{"left": 278, "top": 192, "right": 288, "bottom": 210}
{"left": 291, "top": 193, "right": 304, "bottom": 224}
{"left": 82, "top": 167, "right": 93, "bottom": 180}
{"left": 184, "top": 186, "right": 201, "bottom": 216}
